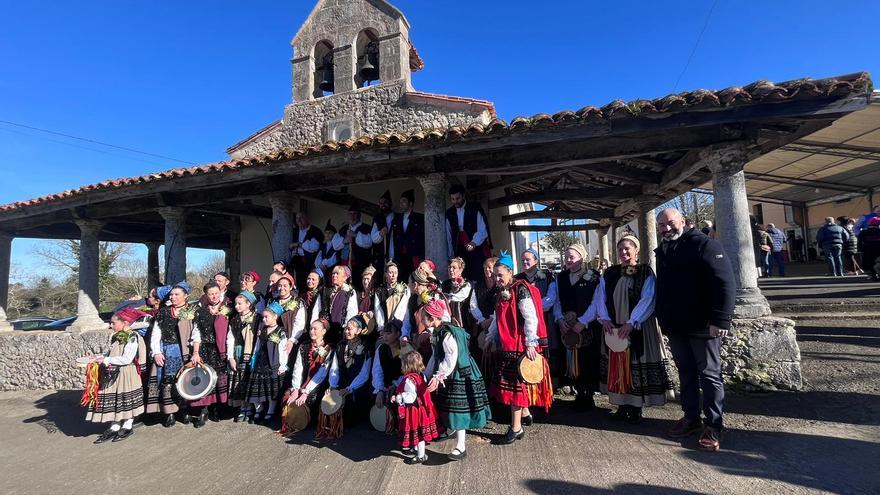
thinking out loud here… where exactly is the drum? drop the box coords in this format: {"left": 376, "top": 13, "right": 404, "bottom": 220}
{"left": 369, "top": 404, "right": 389, "bottom": 432}
{"left": 605, "top": 327, "right": 630, "bottom": 353}
{"left": 517, "top": 353, "right": 545, "bottom": 385}
{"left": 321, "top": 389, "right": 346, "bottom": 416}
{"left": 285, "top": 404, "right": 311, "bottom": 433}
{"left": 175, "top": 363, "right": 218, "bottom": 401}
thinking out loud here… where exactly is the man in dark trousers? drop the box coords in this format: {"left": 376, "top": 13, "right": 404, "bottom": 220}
{"left": 336, "top": 203, "right": 374, "bottom": 290}
{"left": 290, "top": 211, "right": 323, "bottom": 291}
{"left": 371, "top": 189, "right": 395, "bottom": 272}
{"left": 445, "top": 184, "right": 492, "bottom": 281}
{"left": 391, "top": 189, "right": 424, "bottom": 283}
{"left": 654, "top": 207, "right": 735, "bottom": 452}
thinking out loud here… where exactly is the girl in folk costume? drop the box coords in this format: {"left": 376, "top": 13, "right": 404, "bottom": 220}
{"left": 404, "top": 260, "right": 442, "bottom": 363}
{"left": 515, "top": 249, "right": 560, "bottom": 383}
{"left": 422, "top": 299, "right": 491, "bottom": 461}
{"left": 146, "top": 282, "right": 196, "bottom": 427}
{"left": 312, "top": 265, "right": 358, "bottom": 346}
{"left": 592, "top": 235, "right": 675, "bottom": 423}
{"left": 317, "top": 313, "right": 373, "bottom": 439}
{"left": 239, "top": 271, "right": 266, "bottom": 314}
{"left": 485, "top": 252, "right": 553, "bottom": 445}
{"left": 315, "top": 220, "right": 339, "bottom": 275}
{"left": 394, "top": 351, "right": 440, "bottom": 465}
{"left": 371, "top": 319, "right": 404, "bottom": 432}
{"left": 302, "top": 269, "right": 324, "bottom": 324}
{"left": 283, "top": 319, "right": 334, "bottom": 434}
{"left": 276, "top": 274, "right": 307, "bottom": 342}
{"left": 86, "top": 308, "right": 148, "bottom": 444}
{"left": 188, "top": 281, "right": 232, "bottom": 427}
{"left": 358, "top": 265, "right": 379, "bottom": 348}
{"left": 440, "top": 257, "right": 481, "bottom": 333}
{"left": 552, "top": 244, "right": 603, "bottom": 411}
{"left": 245, "top": 302, "right": 290, "bottom": 424}
{"left": 373, "top": 262, "right": 411, "bottom": 336}
{"left": 227, "top": 291, "right": 259, "bottom": 421}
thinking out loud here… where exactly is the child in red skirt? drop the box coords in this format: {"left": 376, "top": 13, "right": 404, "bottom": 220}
{"left": 393, "top": 351, "right": 439, "bottom": 464}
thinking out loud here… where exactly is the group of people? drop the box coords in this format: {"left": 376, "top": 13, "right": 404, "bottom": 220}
{"left": 815, "top": 208, "right": 880, "bottom": 280}
{"left": 84, "top": 202, "right": 736, "bottom": 458}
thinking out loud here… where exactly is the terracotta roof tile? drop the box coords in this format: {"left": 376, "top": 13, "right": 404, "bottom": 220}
{"left": 0, "top": 72, "right": 871, "bottom": 214}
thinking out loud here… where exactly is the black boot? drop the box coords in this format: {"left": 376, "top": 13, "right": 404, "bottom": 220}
{"left": 627, "top": 406, "right": 643, "bottom": 425}
{"left": 193, "top": 408, "right": 208, "bottom": 428}
{"left": 163, "top": 414, "right": 176, "bottom": 428}
{"left": 94, "top": 428, "right": 117, "bottom": 444}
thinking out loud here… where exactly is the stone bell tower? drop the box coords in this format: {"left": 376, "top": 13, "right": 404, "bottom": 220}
{"left": 227, "top": 0, "right": 494, "bottom": 158}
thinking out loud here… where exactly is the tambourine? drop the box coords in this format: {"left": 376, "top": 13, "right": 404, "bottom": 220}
{"left": 562, "top": 330, "right": 582, "bottom": 349}
{"left": 369, "top": 404, "right": 389, "bottom": 432}
{"left": 175, "top": 363, "right": 218, "bottom": 401}
{"left": 605, "top": 327, "right": 630, "bottom": 353}
{"left": 517, "top": 353, "right": 545, "bottom": 385}
{"left": 285, "top": 404, "right": 311, "bottom": 433}
{"left": 321, "top": 389, "right": 346, "bottom": 416}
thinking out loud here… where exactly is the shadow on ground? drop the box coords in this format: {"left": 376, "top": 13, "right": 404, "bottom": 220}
{"left": 22, "top": 390, "right": 105, "bottom": 437}
{"left": 523, "top": 479, "right": 704, "bottom": 494}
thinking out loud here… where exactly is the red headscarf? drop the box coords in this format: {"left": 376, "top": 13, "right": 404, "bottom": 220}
{"left": 424, "top": 298, "right": 449, "bottom": 320}
{"left": 115, "top": 307, "right": 147, "bottom": 324}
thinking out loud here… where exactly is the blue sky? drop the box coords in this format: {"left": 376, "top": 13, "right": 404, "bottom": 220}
{"left": 3, "top": 0, "right": 878, "bottom": 280}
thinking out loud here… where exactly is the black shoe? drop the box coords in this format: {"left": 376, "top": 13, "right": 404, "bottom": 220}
{"left": 180, "top": 413, "right": 192, "bottom": 425}
{"left": 610, "top": 408, "right": 628, "bottom": 421}
{"left": 94, "top": 428, "right": 117, "bottom": 444}
{"left": 163, "top": 414, "right": 176, "bottom": 428}
{"left": 448, "top": 448, "right": 467, "bottom": 461}
{"left": 627, "top": 407, "right": 643, "bottom": 425}
{"left": 574, "top": 395, "right": 595, "bottom": 412}
{"left": 496, "top": 427, "right": 525, "bottom": 445}
{"left": 234, "top": 412, "right": 247, "bottom": 423}
{"left": 405, "top": 454, "right": 428, "bottom": 465}
{"left": 521, "top": 415, "right": 533, "bottom": 427}
{"left": 208, "top": 408, "right": 221, "bottom": 423}
{"left": 193, "top": 410, "right": 207, "bottom": 428}
{"left": 247, "top": 414, "right": 256, "bottom": 425}
{"left": 401, "top": 447, "right": 414, "bottom": 458}
{"left": 112, "top": 428, "right": 133, "bottom": 442}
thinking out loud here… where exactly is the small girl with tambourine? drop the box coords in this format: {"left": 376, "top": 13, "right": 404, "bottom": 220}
{"left": 393, "top": 351, "right": 440, "bottom": 464}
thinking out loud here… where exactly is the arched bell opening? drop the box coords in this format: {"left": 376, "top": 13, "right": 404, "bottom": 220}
{"left": 313, "top": 40, "right": 335, "bottom": 98}
{"left": 354, "top": 29, "right": 381, "bottom": 89}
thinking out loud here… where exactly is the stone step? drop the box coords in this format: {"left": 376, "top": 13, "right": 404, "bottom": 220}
{"left": 775, "top": 312, "right": 880, "bottom": 322}
{"left": 769, "top": 299, "right": 880, "bottom": 315}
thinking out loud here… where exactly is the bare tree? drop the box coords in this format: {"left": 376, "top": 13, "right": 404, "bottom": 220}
{"left": 662, "top": 191, "right": 715, "bottom": 225}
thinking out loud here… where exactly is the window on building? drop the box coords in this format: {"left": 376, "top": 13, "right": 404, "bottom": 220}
{"left": 753, "top": 204, "right": 764, "bottom": 225}
{"left": 784, "top": 205, "right": 794, "bottom": 224}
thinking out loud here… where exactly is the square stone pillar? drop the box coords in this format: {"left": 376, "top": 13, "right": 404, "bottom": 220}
{"left": 69, "top": 220, "right": 108, "bottom": 332}
{"left": 333, "top": 45, "right": 356, "bottom": 94}
{"left": 379, "top": 33, "right": 412, "bottom": 90}
{"left": 159, "top": 208, "right": 187, "bottom": 285}
{"left": 419, "top": 173, "right": 449, "bottom": 279}
{"left": 597, "top": 227, "right": 610, "bottom": 265}
{"left": 0, "top": 232, "right": 10, "bottom": 311}
{"left": 706, "top": 143, "right": 770, "bottom": 318}
{"left": 637, "top": 209, "right": 657, "bottom": 272}
{"left": 226, "top": 225, "right": 242, "bottom": 285}
{"left": 145, "top": 241, "right": 161, "bottom": 289}
{"left": 268, "top": 192, "right": 299, "bottom": 265}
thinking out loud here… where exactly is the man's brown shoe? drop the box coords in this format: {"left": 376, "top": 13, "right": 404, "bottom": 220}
{"left": 667, "top": 417, "right": 703, "bottom": 438}
{"left": 697, "top": 426, "right": 722, "bottom": 451}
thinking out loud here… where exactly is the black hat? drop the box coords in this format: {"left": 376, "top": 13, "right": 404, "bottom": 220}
{"left": 401, "top": 189, "right": 415, "bottom": 203}
{"left": 380, "top": 189, "right": 392, "bottom": 202}
{"left": 324, "top": 220, "right": 337, "bottom": 233}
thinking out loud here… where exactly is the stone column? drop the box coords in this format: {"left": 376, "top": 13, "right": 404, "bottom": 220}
{"left": 0, "top": 232, "right": 10, "bottom": 311}
{"left": 227, "top": 226, "right": 242, "bottom": 285}
{"left": 145, "top": 242, "right": 161, "bottom": 289}
{"left": 69, "top": 220, "right": 108, "bottom": 332}
{"left": 268, "top": 192, "right": 298, "bottom": 266}
{"left": 419, "top": 173, "right": 449, "bottom": 279}
{"left": 597, "top": 227, "right": 610, "bottom": 265}
{"left": 638, "top": 209, "right": 657, "bottom": 271}
{"left": 707, "top": 144, "right": 771, "bottom": 318}
{"left": 159, "top": 208, "right": 187, "bottom": 284}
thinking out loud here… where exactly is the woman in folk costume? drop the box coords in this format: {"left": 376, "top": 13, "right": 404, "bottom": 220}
{"left": 244, "top": 301, "right": 290, "bottom": 424}
{"left": 146, "top": 281, "right": 196, "bottom": 427}
{"left": 470, "top": 256, "right": 499, "bottom": 368}
{"left": 302, "top": 269, "right": 324, "bottom": 324}
{"left": 317, "top": 313, "right": 373, "bottom": 439}
{"left": 373, "top": 262, "right": 411, "bottom": 336}
{"left": 315, "top": 220, "right": 339, "bottom": 275}
{"left": 358, "top": 265, "right": 377, "bottom": 314}
{"left": 227, "top": 291, "right": 259, "bottom": 421}
{"left": 283, "top": 319, "right": 334, "bottom": 434}
{"left": 440, "top": 257, "right": 480, "bottom": 332}
{"left": 422, "top": 299, "right": 491, "bottom": 461}
{"left": 590, "top": 235, "right": 675, "bottom": 424}
{"left": 515, "top": 249, "right": 560, "bottom": 384}
{"left": 404, "top": 260, "right": 442, "bottom": 363}
{"left": 371, "top": 319, "right": 404, "bottom": 433}
{"left": 276, "top": 274, "right": 307, "bottom": 342}
{"left": 187, "top": 281, "right": 232, "bottom": 427}
{"left": 86, "top": 308, "right": 148, "bottom": 444}
{"left": 312, "top": 265, "right": 359, "bottom": 346}
{"left": 552, "top": 243, "right": 603, "bottom": 411}
{"left": 485, "top": 252, "right": 553, "bottom": 445}
{"left": 394, "top": 351, "right": 440, "bottom": 465}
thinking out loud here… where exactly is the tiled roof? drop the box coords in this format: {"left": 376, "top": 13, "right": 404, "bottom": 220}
{"left": 0, "top": 72, "right": 872, "bottom": 214}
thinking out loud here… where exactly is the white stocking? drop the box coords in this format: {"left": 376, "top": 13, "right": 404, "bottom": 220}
{"left": 109, "top": 421, "right": 121, "bottom": 432}
{"left": 121, "top": 418, "right": 134, "bottom": 430}
{"left": 416, "top": 441, "right": 426, "bottom": 458}
{"left": 455, "top": 429, "right": 467, "bottom": 452}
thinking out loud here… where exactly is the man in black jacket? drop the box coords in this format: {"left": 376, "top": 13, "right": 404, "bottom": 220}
{"left": 655, "top": 208, "right": 735, "bottom": 452}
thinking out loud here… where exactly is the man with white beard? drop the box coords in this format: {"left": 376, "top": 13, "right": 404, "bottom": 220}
{"left": 654, "top": 208, "right": 734, "bottom": 452}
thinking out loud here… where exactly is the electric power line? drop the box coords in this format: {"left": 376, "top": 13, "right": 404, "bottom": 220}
{"left": 672, "top": 0, "right": 719, "bottom": 93}
{"left": 0, "top": 119, "right": 196, "bottom": 165}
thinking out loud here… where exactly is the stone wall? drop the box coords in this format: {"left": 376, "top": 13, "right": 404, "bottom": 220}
{"left": 721, "top": 316, "right": 803, "bottom": 391}
{"left": 0, "top": 330, "right": 111, "bottom": 391}
{"left": 232, "top": 80, "right": 492, "bottom": 158}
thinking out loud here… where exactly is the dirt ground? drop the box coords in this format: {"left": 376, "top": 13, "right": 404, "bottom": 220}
{"left": 1, "top": 317, "right": 878, "bottom": 495}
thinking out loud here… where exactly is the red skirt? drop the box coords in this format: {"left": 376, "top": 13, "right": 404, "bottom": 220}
{"left": 490, "top": 351, "right": 553, "bottom": 410}
{"left": 397, "top": 397, "right": 440, "bottom": 448}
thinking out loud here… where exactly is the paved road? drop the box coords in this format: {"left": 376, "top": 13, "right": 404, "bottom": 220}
{"left": 2, "top": 319, "right": 878, "bottom": 495}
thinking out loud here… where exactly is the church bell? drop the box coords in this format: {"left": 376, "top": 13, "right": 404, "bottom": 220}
{"left": 319, "top": 53, "right": 335, "bottom": 93}
{"left": 357, "top": 41, "right": 380, "bottom": 83}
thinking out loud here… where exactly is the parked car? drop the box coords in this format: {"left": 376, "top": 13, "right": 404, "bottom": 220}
{"left": 9, "top": 317, "right": 55, "bottom": 330}
{"left": 28, "top": 312, "right": 114, "bottom": 331}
